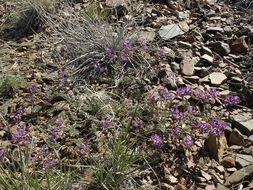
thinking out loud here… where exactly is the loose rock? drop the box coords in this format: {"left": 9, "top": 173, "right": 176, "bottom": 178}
{"left": 209, "top": 72, "right": 227, "bottom": 85}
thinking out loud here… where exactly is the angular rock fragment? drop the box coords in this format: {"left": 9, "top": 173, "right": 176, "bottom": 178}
{"left": 209, "top": 72, "right": 227, "bottom": 85}
{"left": 230, "top": 37, "right": 248, "bottom": 53}
{"left": 225, "top": 164, "right": 253, "bottom": 185}
{"left": 159, "top": 24, "right": 185, "bottom": 40}
{"left": 210, "top": 41, "right": 230, "bottom": 56}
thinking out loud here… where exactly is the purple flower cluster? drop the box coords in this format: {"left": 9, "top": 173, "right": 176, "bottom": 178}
{"left": 193, "top": 118, "right": 227, "bottom": 136}
{"left": 171, "top": 127, "right": 181, "bottom": 136}
{"left": 157, "top": 85, "right": 171, "bottom": 101}
{"left": 176, "top": 86, "right": 192, "bottom": 97}
{"left": 48, "top": 127, "right": 61, "bottom": 141}
{"left": 122, "top": 39, "right": 133, "bottom": 51}
{"left": 59, "top": 68, "right": 67, "bottom": 84}
{"left": 137, "top": 40, "right": 146, "bottom": 50}
{"left": 0, "top": 148, "right": 5, "bottom": 161}
{"left": 170, "top": 107, "right": 184, "bottom": 121}
{"left": 11, "top": 107, "right": 24, "bottom": 122}
{"left": 223, "top": 95, "right": 240, "bottom": 107}
{"left": 94, "top": 62, "right": 108, "bottom": 73}
{"left": 55, "top": 118, "right": 64, "bottom": 127}
{"left": 182, "top": 136, "right": 194, "bottom": 148}
{"left": 29, "top": 83, "right": 37, "bottom": 93}
{"left": 193, "top": 88, "right": 218, "bottom": 104}
{"left": 12, "top": 123, "right": 31, "bottom": 146}
{"left": 132, "top": 118, "right": 143, "bottom": 129}
{"left": 43, "top": 157, "right": 57, "bottom": 169}
{"left": 150, "top": 134, "right": 163, "bottom": 147}
{"left": 74, "top": 143, "right": 88, "bottom": 156}
{"left": 105, "top": 48, "right": 114, "bottom": 59}
{"left": 100, "top": 119, "right": 113, "bottom": 127}
{"left": 156, "top": 48, "right": 166, "bottom": 59}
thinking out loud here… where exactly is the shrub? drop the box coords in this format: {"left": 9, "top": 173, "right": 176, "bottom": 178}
{"left": 0, "top": 75, "right": 25, "bottom": 96}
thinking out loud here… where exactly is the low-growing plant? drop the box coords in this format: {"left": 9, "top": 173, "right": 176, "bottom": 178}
{"left": 92, "top": 122, "right": 142, "bottom": 190}
{"left": 0, "top": 75, "right": 26, "bottom": 96}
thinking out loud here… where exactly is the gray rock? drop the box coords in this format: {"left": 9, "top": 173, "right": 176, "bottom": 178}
{"left": 201, "top": 54, "right": 214, "bottom": 64}
{"left": 180, "top": 56, "right": 198, "bottom": 76}
{"left": 202, "top": 46, "right": 213, "bottom": 56}
{"left": 225, "top": 164, "right": 253, "bottom": 185}
{"left": 210, "top": 41, "right": 230, "bottom": 56}
{"left": 178, "top": 21, "right": 189, "bottom": 32}
{"left": 209, "top": 72, "right": 227, "bottom": 85}
{"left": 242, "top": 146, "right": 253, "bottom": 156}
{"left": 163, "top": 47, "right": 176, "bottom": 60}
{"left": 232, "top": 113, "right": 253, "bottom": 136}
{"left": 235, "top": 154, "right": 253, "bottom": 167}
{"left": 216, "top": 184, "right": 229, "bottom": 190}
{"left": 159, "top": 24, "right": 185, "bottom": 40}
{"left": 207, "top": 27, "right": 224, "bottom": 33}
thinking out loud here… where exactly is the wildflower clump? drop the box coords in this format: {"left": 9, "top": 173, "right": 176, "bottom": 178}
{"left": 144, "top": 85, "right": 240, "bottom": 149}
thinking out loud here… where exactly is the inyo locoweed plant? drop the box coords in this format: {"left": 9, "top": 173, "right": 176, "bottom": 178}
{"left": 43, "top": 1, "right": 154, "bottom": 84}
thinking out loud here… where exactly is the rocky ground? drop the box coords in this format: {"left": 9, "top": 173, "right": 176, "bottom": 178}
{"left": 0, "top": 0, "right": 253, "bottom": 189}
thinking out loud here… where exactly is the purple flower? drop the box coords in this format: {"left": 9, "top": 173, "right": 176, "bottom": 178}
{"left": 29, "top": 84, "right": 37, "bottom": 93}
{"left": 132, "top": 119, "right": 143, "bottom": 129}
{"left": 105, "top": 48, "right": 113, "bottom": 59}
{"left": 12, "top": 123, "right": 31, "bottom": 145}
{"left": 75, "top": 143, "right": 88, "bottom": 155}
{"left": 171, "top": 127, "right": 181, "bottom": 136}
{"left": 147, "top": 91, "right": 158, "bottom": 104}
{"left": 59, "top": 68, "right": 67, "bottom": 84}
{"left": 157, "top": 85, "right": 171, "bottom": 101}
{"left": 11, "top": 107, "right": 24, "bottom": 122}
{"left": 137, "top": 40, "right": 146, "bottom": 50}
{"left": 94, "top": 62, "right": 108, "bottom": 73}
{"left": 170, "top": 107, "right": 184, "bottom": 121}
{"left": 176, "top": 86, "right": 192, "bottom": 97}
{"left": 48, "top": 127, "right": 61, "bottom": 141}
{"left": 123, "top": 39, "right": 132, "bottom": 51}
{"left": 193, "top": 121, "right": 211, "bottom": 134}
{"left": 186, "top": 106, "right": 199, "bottom": 116}
{"left": 55, "top": 118, "right": 64, "bottom": 127}
{"left": 43, "top": 158, "right": 57, "bottom": 169}
{"left": 0, "top": 148, "right": 5, "bottom": 161}
{"left": 182, "top": 136, "right": 194, "bottom": 148}
{"left": 206, "top": 87, "right": 219, "bottom": 99}
{"left": 150, "top": 134, "right": 163, "bottom": 147}
{"left": 31, "top": 154, "right": 40, "bottom": 163}
{"left": 223, "top": 95, "right": 240, "bottom": 107}
{"left": 208, "top": 118, "right": 227, "bottom": 136}
{"left": 100, "top": 119, "right": 112, "bottom": 127}
{"left": 156, "top": 48, "right": 166, "bottom": 59}
{"left": 193, "top": 89, "right": 216, "bottom": 104}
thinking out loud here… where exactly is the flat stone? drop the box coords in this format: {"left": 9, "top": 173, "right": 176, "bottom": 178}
{"left": 232, "top": 113, "right": 253, "bottom": 136}
{"left": 159, "top": 24, "right": 185, "bottom": 40}
{"left": 235, "top": 154, "right": 253, "bottom": 167}
{"left": 201, "top": 54, "right": 214, "bottom": 64}
{"left": 178, "top": 41, "right": 192, "bottom": 48}
{"left": 205, "top": 185, "right": 215, "bottom": 190}
{"left": 209, "top": 72, "right": 227, "bottom": 85}
{"left": 202, "top": 46, "right": 213, "bottom": 56}
{"left": 216, "top": 184, "right": 229, "bottom": 190}
{"left": 242, "top": 146, "right": 253, "bottom": 156}
{"left": 225, "top": 164, "right": 253, "bottom": 185}
{"left": 214, "top": 165, "right": 225, "bottom": 173}
{"left": 210, "top": 41, "right": 230, "bottom": 56}
{"left": 163, "top": 47, "right": 176, "bottom": 59}
{"left": 178, "top": 21, "right": 189, "bottom": 32}
{"left": 207, "top": 27, "right": 224, "bottom": 33}
{"left": 222, "top": 156, "right": 236, "bottom": 168}
{"left": 180, "top": 57, "right": 198, "bottom": 76}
